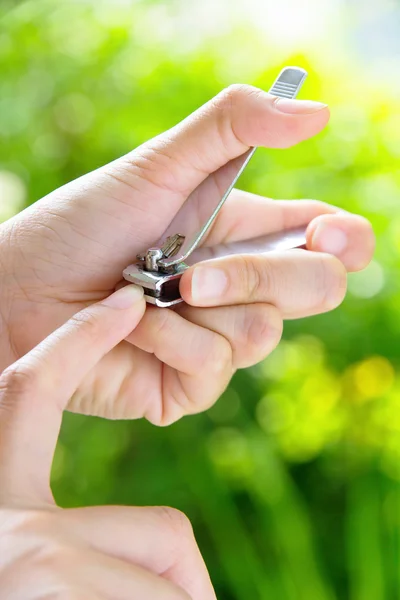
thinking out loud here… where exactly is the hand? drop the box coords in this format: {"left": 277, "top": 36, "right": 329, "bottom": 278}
{"left": 0, "top": 286, "right": 215, "bottom": 600}
{"left": 0, "top": 85, "right": 375, "bottom": 424}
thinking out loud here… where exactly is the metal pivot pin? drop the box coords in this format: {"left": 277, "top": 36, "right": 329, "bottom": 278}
{"left": 123, "top": 66, "right": 308, "bottom": 307}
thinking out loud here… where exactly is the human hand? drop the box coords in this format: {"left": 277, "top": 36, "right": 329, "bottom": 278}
{"left": 0, "top": 285, "right": 215, "bottom": 600}
{"left": 0, "top": 85, "right": 374, "bottom": 424}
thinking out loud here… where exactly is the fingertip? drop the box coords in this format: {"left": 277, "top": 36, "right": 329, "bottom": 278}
{"left": 265, "top": 98, "right": 330, "bottom": 149}
{"left": 307, "top": 213, "right": 375, "bottom": 272}
{"left": 179, "top": 268, "right": 193, "bottom": 304}
{"left": 307, "top": 216, "right": 348, "bottom": 255}
{"left": 215, "top": 84, "right": 330, "bottom": 149}
{"left": 180, "top": 264, "right": 229, "bottom": 306}
{"left": 345, "top": 216, "right": 376, "bottom": 271}
{"left": 101, "top": 284, "right": 145, "bottom": 310}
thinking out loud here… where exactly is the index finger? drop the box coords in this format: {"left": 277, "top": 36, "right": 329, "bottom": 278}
{"left": 0, "top": 285, "right": 145, "bottom": 505}
{"left": 195, "top": 192, "right": 375, "bottom": 273}
{"left": 202, "top": 192, "right": 336, "bottom": 246}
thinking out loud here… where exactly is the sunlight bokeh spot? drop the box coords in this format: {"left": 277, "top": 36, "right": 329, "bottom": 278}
{"left": 299, "top": 371, "right": 341, "bottom": 413}
{"left": 0, "top": 170, "right": 26, "bottom": 222}
{"left": 256, "top": 393, "right": 295, "bottom": 434}
{"left": 347, "top": 260, "right": 385, "bottom": 298}
{"left": 207, "top": 427, "right": 254, "bottom": 483}
{"left": 279, "top": 426, "right": 325, "bottom": 463}
{"left": 54, "top": 93, "right": 95, "bottom": 135}
{"left": 33, "top": 133, "right": 70, "bottom": 169}
{"left": 353, "top": 355, "right": 395, "bottom": 400}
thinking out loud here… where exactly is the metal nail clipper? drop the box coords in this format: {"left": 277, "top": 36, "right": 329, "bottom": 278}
{"left": 123, "top": 66, "right": 308, "bottom": 307}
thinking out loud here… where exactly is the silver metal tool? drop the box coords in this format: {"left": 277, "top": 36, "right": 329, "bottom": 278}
{"left": 123, "top": 66, "right": 308, "bottom": 307}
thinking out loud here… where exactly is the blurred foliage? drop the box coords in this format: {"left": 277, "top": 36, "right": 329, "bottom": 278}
{"left": 1, "top": 1, "right": 399, "bottom": 599}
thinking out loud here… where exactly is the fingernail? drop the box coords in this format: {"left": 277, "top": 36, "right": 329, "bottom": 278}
{"left": 274, "top": 98, "right": 328, "bottom": 114}
{"left": 102, "top": 284, "right": 144, "bottom": 309}
{"left": 191, "top": 267, "right": 228, "bottom": 303}
{"left": 313, "top": 224, "right": 348, "bottom": 255}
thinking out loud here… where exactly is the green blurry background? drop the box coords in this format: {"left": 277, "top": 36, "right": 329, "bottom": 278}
{"left": 1, "top": 0, "right": 399, "bottom": 598}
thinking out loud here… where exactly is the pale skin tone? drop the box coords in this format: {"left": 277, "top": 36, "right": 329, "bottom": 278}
{"left": 0, "top": 85, "right": 375, "bottom": 597}
{"left": 0, "top": 285, "right": 217, "bottom": 599}
{"left": 0, "top": 85, "right": 374, "bottom": 425}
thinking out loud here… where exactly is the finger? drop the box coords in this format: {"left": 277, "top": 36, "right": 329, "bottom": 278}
{"left": 9, "top": 83, "right": 330, "bottom": 306}
{"left": 204, "top": 192, "right": 337, "bottom": 246}
{"left": 177, "top": 303, "right": 283, "bottom": 369}
{"left": 15, "top": 84, "right": 329, "bottom": 297}
{"left": 79, "top": 550, "right": 192, "bottom": 600}
{"left": 180, "top": 249, "right": 347, "bottom": 318}
{"left": 120, "top": 280, "right": 281, "bottom": 367}
{"left": 100, "top": 85, "right": 329, "bottom": 248}
{"left": 202, "top": 192, "right": 375, "bottom": 272}
{"left": 130, "top": 86, "right": 329, "bottom": 192}
{"left": 14, "top": 544, "right": 191, "bottom": 600}
{"left": 125, "top": 306, "right": 232, "bottom": 425}
{"left": 60, "top": 505, "right": 216, "bottom": 600}
{"left": 0, "top": 285, "right": 145, "bottom": 503}
{"left": 306, "top": 212, "right": 375, "bottom": 272}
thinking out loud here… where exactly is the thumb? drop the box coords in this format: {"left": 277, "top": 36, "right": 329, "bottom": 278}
{"left": 103, "top": 84, "right": 329, "bottom": 246}
{"left": 0, "top": 285, "right": 145, "bottom": 505}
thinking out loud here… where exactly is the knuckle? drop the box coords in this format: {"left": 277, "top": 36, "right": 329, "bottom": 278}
{"left": 0, "top": 364, "right": 42, "bottom": 408}
{"left": 236, "top": 304, "right": 282, "bottom": 368}
{"left": 244, "top": 304, "right": 283, "bottom": 352}
{"left": 153, "top": 308, "right": 174, "bottom": 343}
{"left": 236, "top": 255, "right": 265, "bottom": 301}
{"left": 155, "top": 506, "right": 194, "bottom": 541}
{"left": 180, "top": 326, "right": 231, "bottom": 378}
{"left": 69, "top": 310, "right": 102, "bottom": 344}
{"left": 206, "top": 335, "right": 233, "bottom": 375}
{"left": 216, "top": 83, "right": 258, "bottom": 111}
{"left": 122, "top": 143, "right": 184, "bottom": 195}
{"left": 213, "top": 84, "right": 261, "bottom": 149}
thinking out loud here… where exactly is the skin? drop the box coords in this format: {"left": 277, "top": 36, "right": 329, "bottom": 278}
{"left": 0, "top": 286, "right": 216, "bottom": 599}
{"left": 0, "top": 87, "right": 376, "bottom": 597}
{"left": 0, "top": 85, "right": 375, "bottom": 425}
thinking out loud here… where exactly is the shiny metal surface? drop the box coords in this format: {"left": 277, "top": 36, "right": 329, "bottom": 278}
{"left": 158, "top": 66, "right": 307, "bottom": 270}
{"left": 123, "top": 263, "right": 186, "bottom": 307}
{"left": 123, "top": 66, "right": 309, "bottom": 307}
{"left": 123, "top": 226, "right": 307, "bottom": 306}
{"left": 187, "top": 226, "right": 307, "bottom": 265}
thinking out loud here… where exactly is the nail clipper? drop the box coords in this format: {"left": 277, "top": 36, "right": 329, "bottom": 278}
{"left": 123, "top": 66, "right": 308, "bottom": 307}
